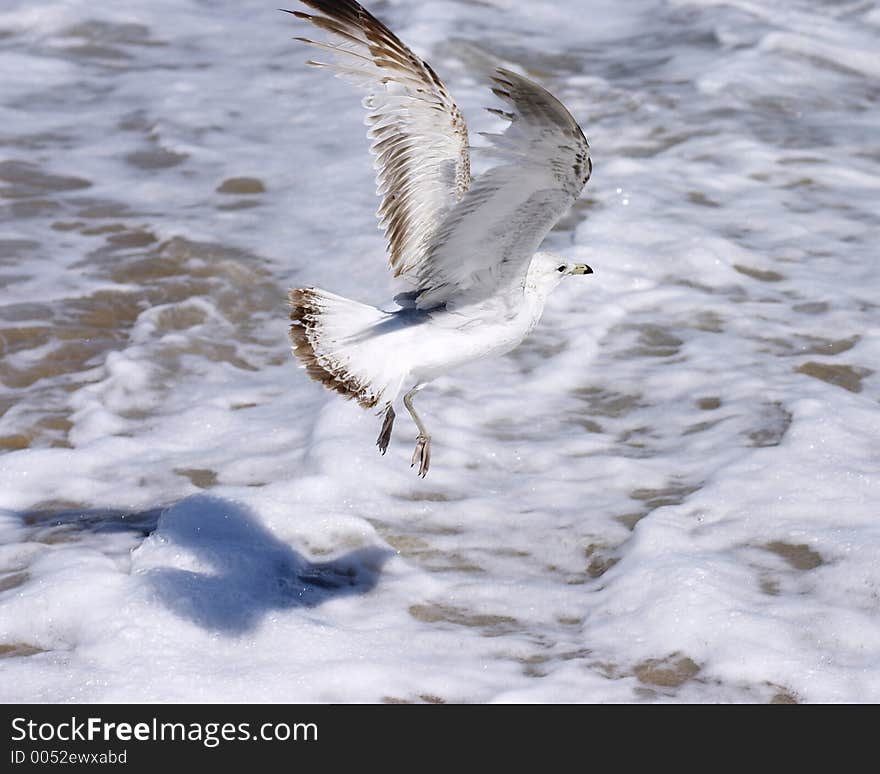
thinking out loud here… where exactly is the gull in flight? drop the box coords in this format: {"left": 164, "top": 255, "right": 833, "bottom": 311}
{"left": 285, "top": 0, "right": 593, "bottom": 477}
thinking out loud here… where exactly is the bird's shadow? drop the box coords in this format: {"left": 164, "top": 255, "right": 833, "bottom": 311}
{"left": 17, "top": 494, "right": 392, "bottom": 636}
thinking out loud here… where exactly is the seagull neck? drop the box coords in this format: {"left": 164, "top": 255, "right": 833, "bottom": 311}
{"left": 523, "top": 273, "right": 562, "bottom": 303}
{"left": 520, "top": 281, "right": 553, "bottom": 332}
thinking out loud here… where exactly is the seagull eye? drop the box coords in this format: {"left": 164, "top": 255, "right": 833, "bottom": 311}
{"left": 557, "top": 265, "right": 566, "bottom": 272}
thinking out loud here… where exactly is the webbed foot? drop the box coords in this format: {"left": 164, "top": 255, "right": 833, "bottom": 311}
{"left": 410, "top": 434, "right": 431, "bottom": 478}
{"left": 376, "top": 404, "right": 395, "bottom": 455}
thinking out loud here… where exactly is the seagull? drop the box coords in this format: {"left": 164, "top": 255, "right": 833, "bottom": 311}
{"left": 285, "top": 0, "right": 593, "bottom": 477}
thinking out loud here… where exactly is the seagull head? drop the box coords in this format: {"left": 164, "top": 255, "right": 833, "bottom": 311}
{"left": 527, "top": 252, "right": 594, "bottom": 296}
{"left": 559, "top": 263, "right": 594, "bottom": 276}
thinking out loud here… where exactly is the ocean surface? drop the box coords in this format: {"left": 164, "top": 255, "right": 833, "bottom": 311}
{"left": 1, "top": 0, "right": 878, "bottom": 702}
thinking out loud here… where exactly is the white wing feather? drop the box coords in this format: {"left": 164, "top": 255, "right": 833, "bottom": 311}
{"left": 287, "top": 0, "right": 470, "bottom": 280}
{"left": 413, "top": 69, "right": 592, "bottom": 309}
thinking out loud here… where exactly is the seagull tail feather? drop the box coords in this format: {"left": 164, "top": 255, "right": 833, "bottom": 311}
{"left": 288, "top": 287, "right": 393, "bottom": 409}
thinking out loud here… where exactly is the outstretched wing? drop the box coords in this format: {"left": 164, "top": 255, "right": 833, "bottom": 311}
{"left": 413, "top": 69, "right": 591, "bottom": 310}
{"left": 286, "top": 0, "right": 470, "bottom": 280}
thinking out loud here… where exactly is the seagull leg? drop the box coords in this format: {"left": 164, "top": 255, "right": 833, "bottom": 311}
{"left": 376, "top": 403, "right": 395, "bottom": 455}
{"left": 404, "top": 385, "right": 431, "bottom": 478}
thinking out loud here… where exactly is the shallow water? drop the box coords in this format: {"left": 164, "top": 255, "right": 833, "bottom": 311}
{"left": 1, "top": 0, "right": 878, "bottom": 702}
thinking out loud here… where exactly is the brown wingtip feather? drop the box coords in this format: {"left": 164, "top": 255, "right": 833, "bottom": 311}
{"left": 287, "top": 288, "right": 377, "bottom": 409}
{"left": 296, "top": 0, "right": 367, "bottom": 26}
